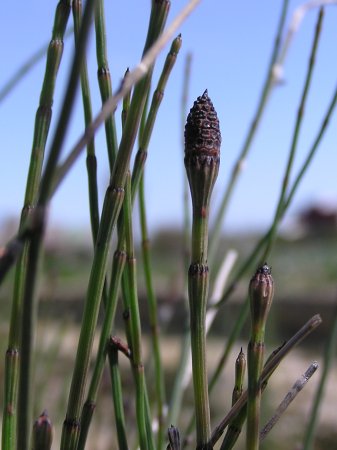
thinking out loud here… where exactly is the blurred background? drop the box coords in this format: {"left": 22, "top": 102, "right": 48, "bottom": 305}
{"left": 1, "top": 1, "right": 337, "bottom": 449}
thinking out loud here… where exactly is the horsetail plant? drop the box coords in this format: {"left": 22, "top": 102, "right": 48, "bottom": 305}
{"left": 61, "top": 2, "right": 170, "bottom": 446}
{"left": 211, "top": 315, "right": 322, "bottom": 447}
{"left": 184, "top": 90, "right": 221, "bottom": 449}
{"left": 95, "top": 0, "right": 118, "bottom": 172}
{"left": 246, "top": 263, "right": 274, "bottom": 450}
{"left": 107, "top": 337, "right": 130, "bottom": 450}
{"left": 2, "top": 2, "right": 71, "bottom": 449}
{"left": 220, "top": 348, "right": 246, "bottom": 450}
{"left": 72, "top": 0, "right": 100, "bottom": 244}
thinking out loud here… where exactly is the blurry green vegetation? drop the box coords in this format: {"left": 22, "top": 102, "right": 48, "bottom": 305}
{"left": 2, "top": 227, "right": 337, "bottom": 335}
{"left": 0, "top": 227, "right": 336, "bottom": 449}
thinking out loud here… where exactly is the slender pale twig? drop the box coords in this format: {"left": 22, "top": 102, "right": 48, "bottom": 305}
{"left": 260, "top": 361, "right": 318, "bottom": 442}
{"left": 277, "top": 0, "right": 337, "bottom": 73}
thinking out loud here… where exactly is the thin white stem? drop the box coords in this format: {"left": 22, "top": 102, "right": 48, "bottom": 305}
{"left": 260, "top": 361, "right": 319, "bottom": 442}
{"left": 274, "top": 0, "right": 337, "bottom": 84}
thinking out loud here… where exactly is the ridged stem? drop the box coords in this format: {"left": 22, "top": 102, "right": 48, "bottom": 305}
{"left": 0, "top": 28, "right": 73, "bottom": 104}
{"left": 95, "top": 0, "right": 118, "bottom": 170}
{"left": 139, "top": 175, "right": 166, "bottom": 448}
{"left": 167, "top": 53, "right": 192, "bottom": 429}
{"left": 78, "top": 31, "right": 178, "bottom": 444}
{"left": 1, "top": 3, "right": 71, "bottom": 449}
{"left": 246, "top": 265, "right": 274, "bottom": 450}
{"left": 76, "top": 249, "right": 126, "bottom": 450}
{"left": 72, "top": 0, "right": 100, "bottom": 243}
{"left": 136, "top": 35, "right": 181, "bottom": 448}
{"left": 220, "top": 349, "right": 246, "bottom": 450}
{"left": 132, "top": 34, "right": 182, "bottom": 192}
{"left": 122, "top": 173, "right": 150, "bottom": 450}
{"left": 61, "top": 3, "right": 169, "bottom": 447}
{"left": 185, "top": 90, "right": 221, "bottom": 449}
{"left": 0, "top": 0, "right": 199, "bottom": 283}
{"left": 107, "top": 339, "right": 129, "bottom": 450}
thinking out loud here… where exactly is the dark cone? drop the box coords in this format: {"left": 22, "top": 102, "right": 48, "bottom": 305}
{"left": 184, "top": 90, "right": 221, "bottom": 214}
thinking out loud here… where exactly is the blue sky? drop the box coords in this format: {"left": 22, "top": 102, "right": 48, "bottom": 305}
{"left": 1, "top": 1, "right": 337, "bottom": 236}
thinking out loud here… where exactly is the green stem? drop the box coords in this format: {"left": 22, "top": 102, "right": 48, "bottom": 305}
{"left": 211, "top": 315, "right": 322, "bottom": 447}
{"left": 246, "top": 338, "right": 265, "bottom": 450}
{"left": 61, "top": 3, "right": 169, "bottom": 446}
{"left": 189, "top": 213, "right": 211, "bottom": 449}
{"left": 95, "top": 0, "right": 118, "bottom": 171}
{"left": 0, "top": 28, "right": 73, "bottom": 104}
{"left": 123, "top": 174, "right": 149, "bottom": 450}
{"left": 246, "top": 265, "right": 274, "bottom": 450}
{"left": 262, "top": 7, "right": 324, "bottom": 262}
{"left": 167, "top": 53, "right": 192, "bottom": 429}
{"left": 1, "top": 3, "right": 71, "bottom": 449}
{"left": 77, "top": 249, "right": 126, "bottom": 450}
{"left": 220, "top": 349, "right": 246, "bottom": 450}
{"left": 139, "top": 175, "right": 166, "bottom": 449}
{"left": 72, "top": 0, "right": 100, "bottom": 244}
{"left": 107, "top": 339, "right": 129, "bottom": 450}
{"left": 302, "top": 305, "right": 337, "bottom": 450}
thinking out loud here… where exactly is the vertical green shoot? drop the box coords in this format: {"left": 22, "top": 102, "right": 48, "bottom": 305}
{"left": 95, "top": 0, "right": 118, "bottom": 171}
{"left": 220, "top": 349, "right": 246, "bottom": 450}
{"left": 61, "top": 3, "right": 170, "bottom": 447}
{"left": 246, "top": 264, "right": 274, "bottom": 450}
{"left": 2, "top": 3, "right": 71, "bottom": 449}
{"left": 185, "top": 91, "right": 221, "bottom": 449}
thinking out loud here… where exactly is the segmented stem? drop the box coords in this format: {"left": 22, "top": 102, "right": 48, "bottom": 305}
{"left": 185, "top": 91, "right": 221, "bottom": 449}
{"left": 2, "top": 3, "right": 71, "bottom": 449}
{"left": 61, "top": 3, "right": 169, "bottom": 447}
